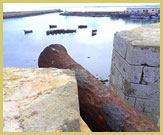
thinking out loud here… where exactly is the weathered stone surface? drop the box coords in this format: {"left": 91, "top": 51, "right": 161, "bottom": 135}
{"left": 3, "top": 67, "right": 80, "bottom": 132}
{"left": 115, "top": 23, "right": 160, "bottom": 67}
{"left": 130, "top": 83, "right": 160, "bottom": 100}
{"left": 135, "top": 98, "right": 160, "bottom": 125}
{"left": 38, "top": 44, "right": 159, "bottom": 132}
{"left": 109, "top": 23, "right": 160, "bottom": 125}
{"left": 142, "top": 67, "right": 160, "bottom": 84}
{"left": 116, "top": 23, "right": 160, "bottom": 47}
{"left": 110, "top": 66, "right": 160, "bottom": 102}
{"left": 113, "top": 35, "right": 129, "bottom": 58}
{"left": 135, "top": 98, "right": 160, "bottom": 114}
{"left": 112, "top": 49, "right": 143, "bottom": 83}
{"left": 109, "top": 64, "right": 125, "bottom": 99}
{"left": 124, "top": 96, "right": 136, "bottom": 107}
{"left": 126, "top": 44, "right": 160, "bottom": 67}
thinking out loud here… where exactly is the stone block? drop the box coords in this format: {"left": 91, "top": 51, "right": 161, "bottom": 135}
{"left": 126, "top": 45, "right": 160, "bottom": 67}
{"left": 135, "top": 98, "right": 160, "bottom": 114}
{"left": 113, "top": 33, "right": 128, "bottom": 58}
{"left": 143, "top": 67, "right": 160, "bottom": 84}
{"left": 112, "top": 49, "right": 143, "bottom": 83}
{"left": 135, "top": 98, "right": 160, "bottom": 125}
{"left": 130, "top": 83, "right": 160, "bottom": 100}
{"left": 115, "top": 24, "right": 160, "bottom": 67}
{"left": 109, "top": 64, "right": 125, "bottom": 99}
{"left": 3, "top": 67, "right": 80, "bottom": 132}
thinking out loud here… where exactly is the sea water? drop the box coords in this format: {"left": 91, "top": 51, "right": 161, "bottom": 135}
{"left": 3, "top": 11, "right": 159, "bottom": 85}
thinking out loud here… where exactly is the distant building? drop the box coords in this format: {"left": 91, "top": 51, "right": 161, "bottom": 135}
{"left": 126, "top": 7, "right": 160, "bottom": 15}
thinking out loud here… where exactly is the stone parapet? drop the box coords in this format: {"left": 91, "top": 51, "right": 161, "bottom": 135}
{"left": 3, "top": 67, "right": 81, "bottom": 132}
{"left": 109, "top": 23, "right": 160, "bottom": 125}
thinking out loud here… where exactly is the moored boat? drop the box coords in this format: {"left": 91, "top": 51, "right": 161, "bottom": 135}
{"left": 78, "top": 25, "right": 87, "bottom": 29}
{"left": 46, "top": 29, "right": 76, "bottom": 35}
{"left": 92, "top": 29, "right": 97, "bottom": 32}
{"left": 92, "top": 32, "right": 96, "bottom": 36}
{"left": 24, "top": 30, "right": 33, "bottom": 34}
{"left": 64, "top": 29, "right": 76, "bottom": 33}
{"left": 92, "top": 30, "right": 97, "bottom": 36}
{"left": 49, "top": 25, "right": 57, "bottom": 28}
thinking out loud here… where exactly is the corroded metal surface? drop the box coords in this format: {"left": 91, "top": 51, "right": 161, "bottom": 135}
{"left": 38, "top": 44, "right": 159, "bottom": 132}
{"left": 101, "top": 103, "right": 129, "bottom": 132}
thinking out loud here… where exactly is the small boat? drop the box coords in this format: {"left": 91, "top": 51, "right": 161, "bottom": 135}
{"left": 78, "top": 25, "right": 87, "bottom": 29}
{"left": 56, "top": 29, "right": 64, "bottom": 34}
{"left": 46, "top": 29, "right": 76, "bottom": 35}
{"left": 92, "top": 29, "right": 97, "bottom": 36}
{"left": 92, "top": 29, "right": 97, "bottom": 33}
{"left": 46, "top": 30, "right": 50, "bottom": 35}
{"left": 92, "top": 32, "right": 96, "bottom": 36}
{"left": 49, "top": 25, "right": 57, "bottom": 28}
{"left": 24, "top": 30, "right": 33, "bottom": 34}
{"left": 64, "top": 29, "right": 76, "bottom": 33}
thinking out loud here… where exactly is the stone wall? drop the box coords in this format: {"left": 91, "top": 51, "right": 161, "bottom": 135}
{"left": 3, "top": 67, "right": 87, "bottom": 132}
{"left": 109, "top": 23, "right": 160, "bottom": 125}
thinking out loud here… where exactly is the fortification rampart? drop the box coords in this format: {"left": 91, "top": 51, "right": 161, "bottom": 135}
{"left": 109, "top": 23, "right": 160, "bottom": 125}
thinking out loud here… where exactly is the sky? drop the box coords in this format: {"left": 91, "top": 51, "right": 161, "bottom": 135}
{"left": 3, "top": 3, "right": 160, "bottom": 12}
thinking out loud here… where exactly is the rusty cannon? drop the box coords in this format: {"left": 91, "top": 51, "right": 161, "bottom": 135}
{"left": 38, "top": 44, "right": 159, "bottom": 132}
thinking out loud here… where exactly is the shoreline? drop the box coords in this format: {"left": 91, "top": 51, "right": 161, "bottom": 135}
{"left": 3, "top": 9, "right": 63, "bottom": 19}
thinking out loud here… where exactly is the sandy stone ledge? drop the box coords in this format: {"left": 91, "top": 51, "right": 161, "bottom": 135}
{"left": 3, "top": 67, "right": 81, "bottom": 132}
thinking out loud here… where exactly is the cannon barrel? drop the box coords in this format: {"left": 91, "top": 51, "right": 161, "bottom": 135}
{"left": 38, "top": 44, "right": 159, "bottom": 132}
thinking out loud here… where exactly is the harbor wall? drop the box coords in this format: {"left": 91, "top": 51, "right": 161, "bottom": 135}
{"left": 3, "top": 9, "right": 62, "bottom": 19}
{"left": 109, "top": 23, "right": 160, "bottom": 125}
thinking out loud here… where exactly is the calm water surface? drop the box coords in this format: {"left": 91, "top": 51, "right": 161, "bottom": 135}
{"left": 3, "top": 13, "right": 159, "bottom": 85}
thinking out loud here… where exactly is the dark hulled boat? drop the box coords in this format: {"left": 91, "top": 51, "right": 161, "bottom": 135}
{"left": 78, "top": 25, "right": 87, "bottom": 29}
{"left": 49, "top": 25, "right": 57, "bottom": 28}
{"left": 24, "top": 30, "right": 33, "bottom": 34}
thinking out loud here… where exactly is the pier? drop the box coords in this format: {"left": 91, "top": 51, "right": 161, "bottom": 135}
{"left": 3, "top": 9, "right": 63, "bottom": 19}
